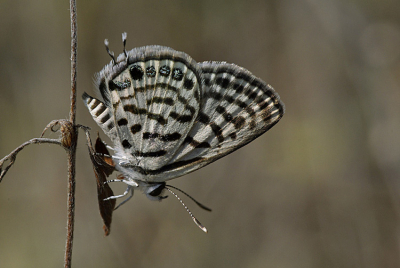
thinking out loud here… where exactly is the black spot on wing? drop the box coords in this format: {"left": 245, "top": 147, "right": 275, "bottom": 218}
{"left": 215, "top": 77, "right": 230, "bottom": 89}
{"left": 159, "top": 65, "right": 171, "bottom": 76}
{"left": 147, "top": 97, "right": 174, "bottom": 106}
{"left": 244, "top": 89, "right": 258, "bottom": 100}
{"left": 147, "top": 113, "right": 168, "bottom": 125}
{"left": 216, "top": 105, "right": 233, "bottom": 122}
{"left": 117, "top": 118, "right": 128, "bottom": 126}
{"left": 107, "top": 122, "right": 114, "bottom": 131}
{"left": 184, "top": 136, "right": 211, "bottom": 148}
{"left": 123, "top": 104, "right": 140, "bottom": 114}
{"left": 146, "top": 66, "right": 156, "bottom": 77}
{"left": 124, "top": 104, "right": 167, "bottom": 125}
{"left": 122, "top": 140, "right": 132, "bottom": 149}
{"left": 258, "top": 99, "right": 272, "bottom": 111}
{"left": 169, "top": 112, "right": 193, "bottom": 123}
{"left": 108, "top": 79, "right": 131, "bottom": 92}
{"left": 142, "top": 133, "right": 158, "bottom": 139}
{"left": 210, "top": 122, "right": 224, "bottom": 142}
{"left": 232, "top": 116, "right": 246, "bottom": 129}
{"left": 130, "top": 65, "right": 144, "bottom": 80}
{"left": 134, "top": 150, "right": 167, "bottom": 157}
{"left": 233, "top": 83, "right": 244, "bottom": 94}
{"left": 198, "top": 112, "right": 210, "bottom": 124}
{"left": 234, "top": 99, "right": 248, "bottom": 109}
{"left": 100, "top": 113, "right": 111, "bottom": 124}
{"left": 95, "top": 104, "right": 107, "bottom": 117}
{"left": 215, "top": 105, "right": 225, "bottom": 115}
{"left": 142, "top": 132, "right": 182, "bottom": 142}
{"left": 204, "top": 78, "right": 211, "bottom": 87}
{"left": 183, "top": 78, "right": 194, "bottom": 90}
{"left": 131, "top": 124, "right": 142, "bottom": 134}
{"left": 108, "top": 80, "right": 119, "bottom": 91}
{"left": 160, "top": 132, "right": 182, "bottom": 141}
{"left": 172, "top": 68, "right": 183, "bottom": 81}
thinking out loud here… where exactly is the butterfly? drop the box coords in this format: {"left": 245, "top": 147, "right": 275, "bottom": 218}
{"left": 82, "top": 33, "right": 285, "bottom": 232}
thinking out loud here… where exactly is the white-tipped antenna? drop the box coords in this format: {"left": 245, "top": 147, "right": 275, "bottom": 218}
{"left": 104, "top": 39, "right": 116, "bottom": 63}
{"left": 165, "top": 187, "right": 208, "bottom": 233}
{"left": 166, "top": 185, "right": 212, "bottom": 212}
{"left": 122, "top": 32, "right": 127, "bottom": 57}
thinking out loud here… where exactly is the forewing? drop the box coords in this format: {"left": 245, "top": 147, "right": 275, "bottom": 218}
{"left": 165, "top": 61, "right": 285, "bottom": 176}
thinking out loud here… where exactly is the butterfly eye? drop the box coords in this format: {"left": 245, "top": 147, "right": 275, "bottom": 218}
{"left": 147, "top": 182, "right": 166, "bottom": 197}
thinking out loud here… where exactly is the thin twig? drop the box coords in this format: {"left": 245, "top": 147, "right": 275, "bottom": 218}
{"left": 0, "top": 138, "right": 61, "bottom": 182}
{"left": 69, "top": 1, "right": 77, "bottom": 125}
{"left": 64, "top": 0, "right": 78, "bottom": 267}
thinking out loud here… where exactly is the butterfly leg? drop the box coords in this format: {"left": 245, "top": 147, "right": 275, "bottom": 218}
{"left": 95, "top": 152, "right": 112, "bottom": 158}
{"left": 114, "top": 186, "right": 134, "bottom": 210}
{"left": 105, "top": 178, "right": 139, "bottom": 187}
{"left": 99, "top": 139, "right": 115, "bottom": 151}
{"left": 103, "top": 185, "right": 132, "bottom": 200}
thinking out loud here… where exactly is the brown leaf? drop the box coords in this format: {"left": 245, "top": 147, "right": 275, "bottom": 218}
{"left": 94, "top": 135, "right": 115, "bottom": 176}
{"left": 86, "top": 132, "right": 116, "bottom": 236}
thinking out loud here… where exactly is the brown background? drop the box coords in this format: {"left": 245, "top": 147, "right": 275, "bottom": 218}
{"left": 1, "top": 0, "right": 400, "bottom": 267}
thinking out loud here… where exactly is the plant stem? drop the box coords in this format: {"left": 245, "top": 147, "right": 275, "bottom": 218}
{"left": 64, "top": 0, "right": 78, "bottom": 267}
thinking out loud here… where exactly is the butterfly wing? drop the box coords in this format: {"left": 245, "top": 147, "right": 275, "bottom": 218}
{"left": 83, "top": 46, "right": 284, "bottom": 182}
{"left": 83, "top": 46, "right": 203, "bottom": 171}
{"left": 149, "top": 61, "right": 285, "bottom": 181}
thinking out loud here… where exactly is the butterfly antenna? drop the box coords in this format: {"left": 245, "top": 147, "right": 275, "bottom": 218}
{"left": 122, "top": 32, "right": 127, "bottom": 57}
{"left": 166, "top": 184, "right": 212, "bottom": 212}
{"left": 104, "top": 39, "right": 116, "bottom": 63}
{"left": 165, "top": 186, "right": 208, "bottom": 233}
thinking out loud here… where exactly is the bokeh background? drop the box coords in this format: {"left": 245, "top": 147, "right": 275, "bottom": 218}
{"left": 1, "top": 0, "right": 400, "bottom": 267}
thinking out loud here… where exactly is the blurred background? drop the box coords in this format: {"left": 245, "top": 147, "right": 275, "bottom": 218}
{"left": 1, "top": 0, "right": 400, "bottom": 267}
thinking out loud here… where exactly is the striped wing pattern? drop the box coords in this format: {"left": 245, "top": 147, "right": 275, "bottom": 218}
{"left": 106, "top": 59, "right": 200, "bottom": 171}
{"left": 83, "top": 46, "right": 284, "bottom": 182}
{"left": 167, "top": 62, "right": 283, "bottom": 175}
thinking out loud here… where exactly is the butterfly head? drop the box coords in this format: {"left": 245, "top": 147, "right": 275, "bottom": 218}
{"left": 139, "top": 181, "right": 168, "bottom": 201}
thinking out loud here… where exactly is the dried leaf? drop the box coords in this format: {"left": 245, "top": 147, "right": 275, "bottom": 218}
{"left": 86, "top": 132, "right": 116, "bottom": 236}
